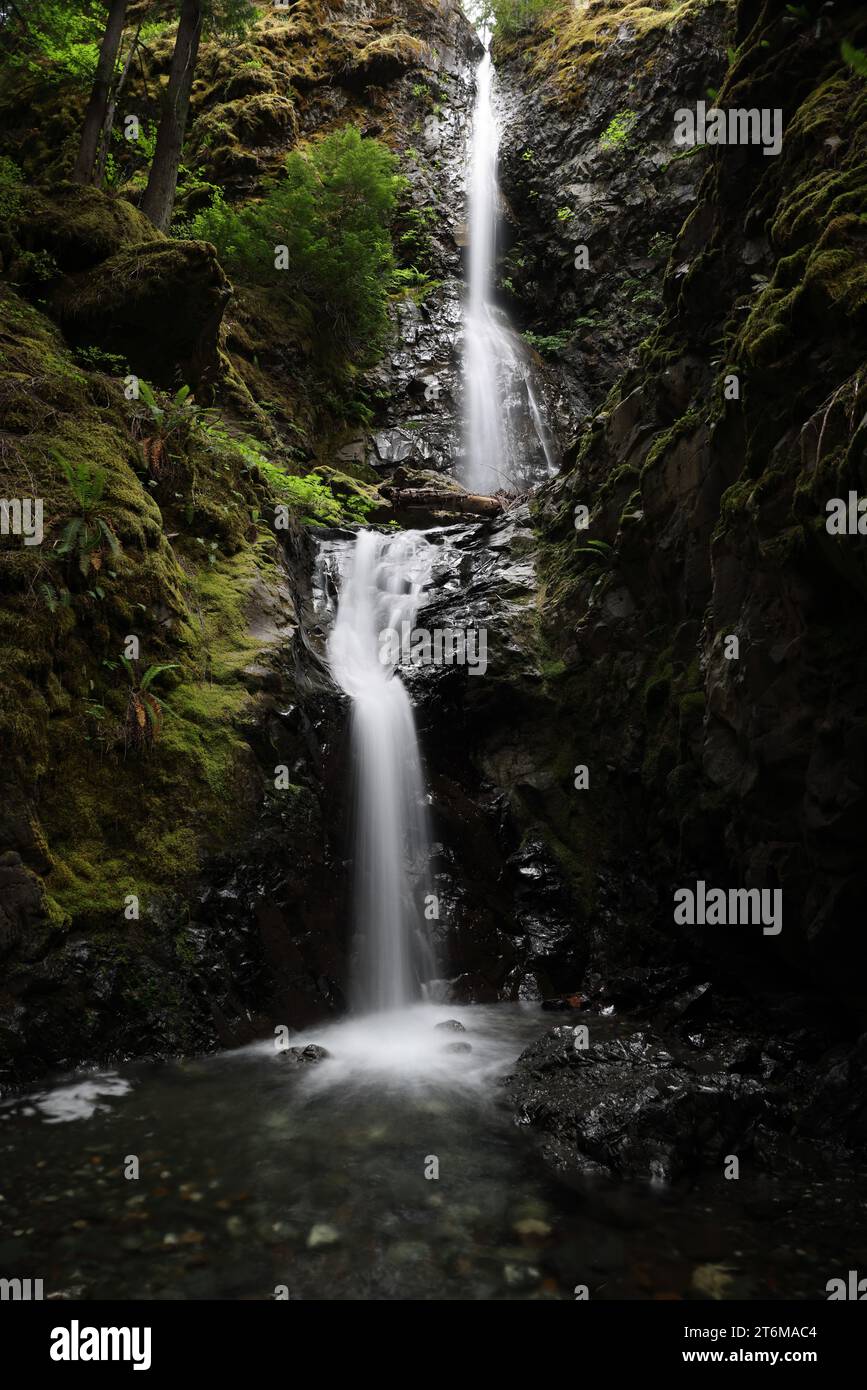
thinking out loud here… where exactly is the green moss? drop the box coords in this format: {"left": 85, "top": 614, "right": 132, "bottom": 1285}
{"left": 640, "top": 406, "right": 703, "bottom": 476}
{"left": 11, "top": 182, "right": 160, "bottom": 271}
{"left": 0, "top": 281, "right": 320, "bottom": 929}
{"left": 735, "top": 73, "right": 867, "bottom": 368}
{"left": 42, "top": 543, "right": 267, "bottom": 920}
{"left": 679, "top": 690, "right": 706, "bottom": 718}
{"left": 496, "top": 0, "right": 725, "bottom": 108}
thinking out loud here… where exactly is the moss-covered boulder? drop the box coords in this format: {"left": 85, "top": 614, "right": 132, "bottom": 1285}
{"left": 16, "top": 182, "right": 160, "bottom": 272}
{"left": 51, "top": 239, "right": 232, "bottom": 390}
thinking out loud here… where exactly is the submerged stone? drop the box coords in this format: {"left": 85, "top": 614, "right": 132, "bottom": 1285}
{"left": 283, "top": 1044, "right": 331, "bottom": 1064}
{"left": 306, "top": 1223, "right": 340, "bottom": 1249}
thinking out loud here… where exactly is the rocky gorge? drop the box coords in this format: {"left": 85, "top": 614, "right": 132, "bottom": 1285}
{"left": 0, "top": 0, "right": 866, "bottom": 1304}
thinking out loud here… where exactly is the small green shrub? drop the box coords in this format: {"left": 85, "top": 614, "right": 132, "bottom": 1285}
{"left": 524, "top": 329, "right": 572, "bottom": 356}
{"left": 54, "top": 453, "right": 121, "bottom": 576}
{"left": 191, "top": 127, "right": 405, "bottom": 370}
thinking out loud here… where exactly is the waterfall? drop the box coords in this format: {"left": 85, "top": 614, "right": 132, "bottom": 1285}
{"left": 462, "top": 43, "right": 556, "bottom": 494}
{"left": 327, "top": 530, "right": 435, "bottom": 1013}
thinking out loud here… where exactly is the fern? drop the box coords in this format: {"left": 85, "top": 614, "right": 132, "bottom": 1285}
{"left": 842, "top": 40, "right": 867, "bottom": 78}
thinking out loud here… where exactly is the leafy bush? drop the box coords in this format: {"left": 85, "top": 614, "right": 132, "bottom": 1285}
{"left": 54, "top": 453, "right": 120, "bottom": 576}
{"left": 0, "top": 0, "right": 101, "bottom": 79}
{"left": 524, "top": 329, "right": 572, "bottom": 356}
{"left": 121, "top": 658, "right": 180, "bottom": 753}
{"left": 191, "top": 127, "right": 405, "bottom": 368}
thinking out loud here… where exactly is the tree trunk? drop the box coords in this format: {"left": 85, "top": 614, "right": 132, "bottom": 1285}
{"left": 72, "top": 0, "right": 128, "bottom": 186}
{"left": 380, "top": 488, "right": 504, "bottom": 516}
{"left": 140, "top": 0, "right": 203, "bottom": 232}
{"left": 94, "top": 26, "right": 139, "bottom": 188}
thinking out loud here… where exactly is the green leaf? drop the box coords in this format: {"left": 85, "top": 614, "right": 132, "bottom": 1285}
{"left": 842, "top": 40, "right": 867, "bottom": 79}
{"left": 140, "top": 663, "right": 180, "bottom": 691}
{"left": 58, "top": 517, "right": 82, "bottom": 553}
{"left": 97, "top": 517, "right": 120, "bottom": 553}
{"left": 143, "top": 699, "right": 161, "bottom": 729}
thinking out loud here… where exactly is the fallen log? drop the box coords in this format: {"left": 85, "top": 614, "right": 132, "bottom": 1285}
{"left": 380, "top": 487, "right": 503, "bottom": 515}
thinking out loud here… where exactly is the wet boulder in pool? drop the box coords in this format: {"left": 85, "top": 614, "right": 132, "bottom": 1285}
{"left": 283, "top": 1044, "right": 331, "bottom": 1063}
{"left": 435, "top": 1019, "right": 466, "bottom": 1032}
{"left": 443, "top": 1040, "right": 472, "bottom": 1054}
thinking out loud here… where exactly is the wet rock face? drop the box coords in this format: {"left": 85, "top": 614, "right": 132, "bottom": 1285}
{"left": 509, "top": 1023, "right": 764, "bottom": 1180}
{"left": 510, "top": 1, "right": 867, "bottom": 1011}
{"left": 495, "top": 3, "right": 729, "bottom": 413}
{"left": 354, "top": 52, "right": 475, "bottom": 479}
{"left": 382, "top": 512, "right": 595, "bottom": 1001}
{"left": 507, "top": 994, "right": 867, "bottom": 1183}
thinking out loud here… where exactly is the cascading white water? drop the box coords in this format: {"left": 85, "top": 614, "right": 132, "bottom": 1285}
{"left": 327, "top": 530, "right": 435, "bottom": 1013}
{"left": 463, "top": 50, "right": 508, "bottom": 496}
{"left": 462, "top": 42, "right": 556, "bottom": 494}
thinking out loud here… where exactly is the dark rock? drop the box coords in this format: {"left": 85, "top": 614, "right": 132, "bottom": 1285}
{"left": 508, "top": 1024, "right": 764, "bottom": 1180}
{"left": 443, "top": 1040, "right": 472, "bottom": 1054}
{"left": 434, "top": 1019, "right": 466, "bottom": 1032}
{"left": 283, "top": 1044, "right": 331, "bottom": 1064}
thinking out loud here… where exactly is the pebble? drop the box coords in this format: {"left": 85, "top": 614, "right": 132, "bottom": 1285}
{"left": 513, "top": 1218, "right": 552, "bottom": 1238}
{"left": 503, "top": 1263, "right": 541, "bottom": 1289}
{"left": 307, "top": 1223, "right": 340, "bottom": 1249}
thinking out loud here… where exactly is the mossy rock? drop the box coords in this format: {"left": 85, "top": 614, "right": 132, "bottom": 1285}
{"left": 233, "top": 93, "right": 299, "bottom": 146}
{"left": 51, "top": 239, "right": 232, "bottom": 390}
{"left": 16, "top": 183, "right": 160, "bottom": 272}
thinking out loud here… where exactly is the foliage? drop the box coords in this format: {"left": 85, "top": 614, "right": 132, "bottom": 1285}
{"left": 256, "top": 458, "right": 374, "bottom": 526}
{"left": 575, "top": 538, "right": 615, "bottom": 561}
{"left": 841, "top": 41, "right": 867, "bottom": 79}
{"left": 395, "top": 203, "right": 437, "bottom": 272}
{"left": 524, "top": 329, "right": 572, "bottom": 356}
{"left": 54, "top": 452, "right": 121, "bottom": 575}
{"left": 0, "top": 0, "right": 104, "bottom": 80}
{"left": 647, "top": 231, "right": 674, "bottom": 261}
{"left": 0, "top": 155, "right": 23, "bottom": 221}
{"left": 72, "top": 344, "right": 129, "bottom": 374}
{"left": 103, "top": 118, "right": 159, "bottom": 191}
{"left": 121, "top": 658, "right": 180, "bottom": 753}
{"left": 12, "top": 248, "right": 60, "bottom": 284}
{"left": 132, "top": 380, "right": 206, "bottom": 476}
{"left": 204, "top": 0, "right": 259, "bottom": 41}
{"left": 190, "top": 126, "right": 404, "bottom": 368}
{"left": 600, "top": 110, "right": 638, "bottom": 149}
{"left": 478, "top": 0, "right": 555, "bottom": 38}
